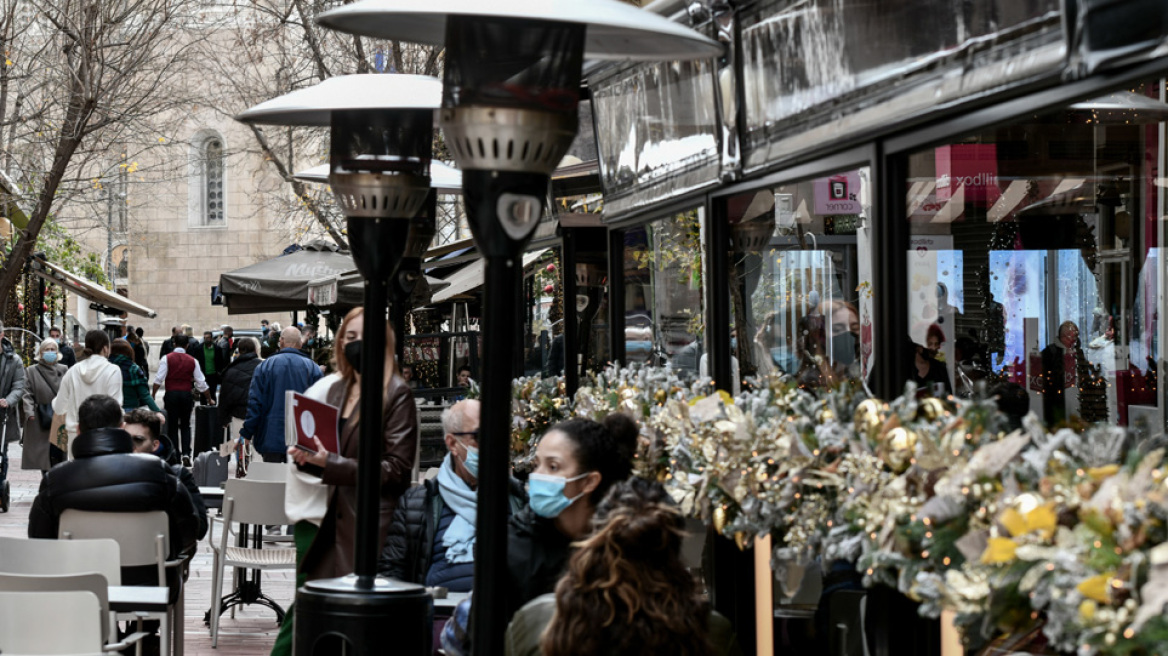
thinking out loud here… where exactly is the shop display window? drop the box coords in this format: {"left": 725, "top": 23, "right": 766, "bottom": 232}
{"left": 904, "top": 82, "right": 1168, "bottom": 435}
{"left": 622, "top": 209, "right": 705, "bottom": 376}
{"left": 725, "top": 167, "right": 874, "bottom": 391}
{"left": 740, "top": 0, "right": 1061, "bottom": 164}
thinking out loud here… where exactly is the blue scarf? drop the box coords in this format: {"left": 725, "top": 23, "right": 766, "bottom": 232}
{"left": 437, "top": 454, "right": 477, "bottom": 564}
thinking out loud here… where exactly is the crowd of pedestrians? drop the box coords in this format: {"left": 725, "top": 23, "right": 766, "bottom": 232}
{"left": 0, "top": 313, "right": 741, "bottom": 656}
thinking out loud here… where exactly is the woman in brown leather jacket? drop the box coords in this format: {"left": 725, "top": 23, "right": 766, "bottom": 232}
{"left": 291, "top": 306, "right": 418, "bottom": 581}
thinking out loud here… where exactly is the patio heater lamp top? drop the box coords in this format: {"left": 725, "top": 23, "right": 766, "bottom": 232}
{"left": 318, "top": 0, "right": 722, "bottom": 246}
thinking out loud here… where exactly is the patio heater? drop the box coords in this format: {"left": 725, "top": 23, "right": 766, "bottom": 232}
{"left": 317, "top": 3, "right": 720, "bottom": 653}
{"left": 237, "top": 73, "right": 441, "bottom": 655}
{"left": 295, "top": 161, "right": 463, "bottom": 361}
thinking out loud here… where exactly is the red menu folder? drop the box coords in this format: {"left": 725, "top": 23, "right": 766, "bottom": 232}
{"left": 286, "top": 391, "right": 340, "bottom": 454}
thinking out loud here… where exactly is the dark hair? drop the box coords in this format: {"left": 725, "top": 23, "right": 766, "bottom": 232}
{"left": 49, "top": 325, "right": 62, "bottom": 335}
{"left": 78, "top": 395, "right": 124, "bottom": 435}
{"left": 458, "top": 365, "right": 472, "bottom": 375}
{"left": 124, "top": 408, "right": 161, "bottom": 442}
{"left": 542, "top": 478, "right": 711, "bottom": 656}
{"left": 80, "top": 330, "right": 110, "bottom": 361}
{"left": 236, "top": 337, "right": 257, "bottom": 354}
{"left": 109, "top": 339, "right": 134, "bottom": 360}
{"left": 926, "top": 323, "right": 945, "bottom": 345}
{"left": 135, "top": 327, "right": 144, "bottom": 338}
{"left": 549, "top": 414, "right": 638, "bottom": 504}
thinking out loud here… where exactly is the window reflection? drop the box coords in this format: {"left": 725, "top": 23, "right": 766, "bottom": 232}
{"left": 727, "top": 167, "right": 873, "bottom": 391}
{"left": 905, "top": 82, "right": 1168, "bottom": 434}
{"left": 623, "top": 209, "right": 705, "bottom": 377}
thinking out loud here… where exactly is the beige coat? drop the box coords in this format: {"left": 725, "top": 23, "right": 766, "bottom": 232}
{"left": 21, "top": 361, "right": 66, "bottom": 471}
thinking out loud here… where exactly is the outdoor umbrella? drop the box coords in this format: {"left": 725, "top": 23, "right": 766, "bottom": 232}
{"left": 218, "top": 240, "right": 360, "bottom": 314}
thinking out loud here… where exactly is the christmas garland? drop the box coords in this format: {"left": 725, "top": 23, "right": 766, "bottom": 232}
{"left": 508, "top": 364, "right": 1168, "bottom": 655}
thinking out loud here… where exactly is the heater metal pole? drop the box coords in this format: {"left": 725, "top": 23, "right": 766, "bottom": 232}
{"left": 355, "top": 221, "right": 389, "bottom": 588}
{"left": 471, "top": 253, "right": 518, "bottom": 656}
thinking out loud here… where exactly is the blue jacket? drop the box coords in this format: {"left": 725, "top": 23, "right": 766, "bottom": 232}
{"left": 240, "top": 348, "right": 322, "bottom": 454}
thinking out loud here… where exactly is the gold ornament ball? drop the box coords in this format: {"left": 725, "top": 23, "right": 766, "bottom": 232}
{"left": 854, "top": 399, "right": 883, "bottom": 436}
{"left": 917, "top": 397, "right": 946, "bottom": 422}
{"left": 817, "top": 406, "right": 835, "bottom": 423}
{"left": 883, "top": 427, "right": 918, "bottom": 472}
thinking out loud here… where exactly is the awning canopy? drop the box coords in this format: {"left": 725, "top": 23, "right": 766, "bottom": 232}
{"left": 307, "top": 269, "right": 450, "bottom": 308}
{"left": 432, "top": 249, "right": 548, "bottom": 304}
{"left": 29, "top": 256, "right": 157, "bottom": 318}
{"left": 218, "top": 241, "right": 358, "bottom": 315}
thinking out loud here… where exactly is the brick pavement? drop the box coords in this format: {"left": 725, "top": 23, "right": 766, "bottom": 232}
{"left": 1, "top": 445, "right": 291, "bottom": 656}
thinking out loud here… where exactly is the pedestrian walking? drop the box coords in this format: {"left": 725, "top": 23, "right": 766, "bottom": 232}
{"left": 152, "top": 337, "right": 211, "bottom": 463}
{"left": 21, "top": 338, "right": 66, "bottom": 471}
{"left": 51, "top": 329, "right": 122, "bottom": 458}
{"left": 0, "top": 323, "right": 26, "bottom": 483}
{"left": 241, "top": 326, "right": 321, "bottom": 463}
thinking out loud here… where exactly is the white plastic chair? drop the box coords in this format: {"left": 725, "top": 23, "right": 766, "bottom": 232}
{"left": 0, "top": 536, "right": 122, "bottom": 584}
{"left": 209, "top": 478, "right": 296, "bottom": 647}
{"left": 0, "top": 572, "right": 149, "bottom": 652}
{"left": 60, "top": 510, "right": 183, "bottom": 656}
{"left": 0, "top": 590, "right": 105, "bottom": 655}
{"left": 244, "top": 460, "right": 286, "bottom": 481}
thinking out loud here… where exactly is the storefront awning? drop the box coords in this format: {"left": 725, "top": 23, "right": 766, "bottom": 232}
{"left": 29, "top": 256, "right": 157, "bottom": 318}
{"left": 307, "top": 269, "right": 450, "bottom": 308}
{"left": 432, "top": 249, "right": 548, "bottom": 304}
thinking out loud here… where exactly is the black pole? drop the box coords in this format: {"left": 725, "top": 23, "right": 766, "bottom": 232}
{"left": 607, "top": 228, "right": 626, "bottom": 366}
{"left": 460, "top": 169, "right": 547, "bottom": 656}
{"left": 704, "top": 194, "right": 756, "bottom": 654}
{"left": 355, "top": 228, "right": 389, "bottom": 587}
{"left": 562, "top": 231, "right": 579, "bottom": 394}
{"left": 390, "top": 293, "right": 407, "bottom": 366}
{"left": 472, "top": 254, "right": 519, "bottom": 653}
{"left": 873, "top": 145, "right": 909, "bottom": 399}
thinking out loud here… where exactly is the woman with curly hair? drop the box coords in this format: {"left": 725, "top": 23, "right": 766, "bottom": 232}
{"left": 505, "top": 477, "right": 741, "bottom": 656}
{"left": 503, "top": 414, "right": 639, "bottom": 620}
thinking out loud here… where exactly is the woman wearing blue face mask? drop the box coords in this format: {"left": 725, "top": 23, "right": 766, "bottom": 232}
{"left": 503, "top": 413, "right": 639, "bottom": 622}
{"left": 21, "top": 338, "right": 67, "bottom": 473}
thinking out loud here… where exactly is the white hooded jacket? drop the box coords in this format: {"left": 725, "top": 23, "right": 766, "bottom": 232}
{"left": 52, "top": 354, "right": 123, "bottom": 457}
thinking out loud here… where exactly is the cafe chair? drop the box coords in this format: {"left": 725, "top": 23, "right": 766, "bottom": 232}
{"left": 0, "top": 535, "right": 121, "bottom": 584}
{"left": 0, "top": 589, "right": 106, "bottom": 656}
{"left": 0, "top": 572, "right": 150, "bottom": 653}
{"left": 60, "top": 510, "right": 186, "bottom": 656}
{"left": 209, "top": 478, "right": 296, "bottom": 647}
{"left": 244, "top": 460, "right": 286, "bottom": 481}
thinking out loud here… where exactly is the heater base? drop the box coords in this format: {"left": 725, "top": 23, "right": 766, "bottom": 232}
{"left": 294, "top": 575, "right": 432, "bottom": 656}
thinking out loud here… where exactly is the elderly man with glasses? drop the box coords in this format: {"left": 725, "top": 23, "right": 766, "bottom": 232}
{"left": 378, "top": 399, "right": 526, "bottom": 592}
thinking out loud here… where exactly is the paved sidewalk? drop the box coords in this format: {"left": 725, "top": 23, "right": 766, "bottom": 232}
{"left": 1, "top": 448, "right": 291, "bottom": 656}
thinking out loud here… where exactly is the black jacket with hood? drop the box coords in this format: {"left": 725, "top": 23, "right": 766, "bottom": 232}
{"left": 28, "top": 427, "right": 200, "bottom": 557}
{"left": 217, "top": 351, "right": 261, "bottom": 423}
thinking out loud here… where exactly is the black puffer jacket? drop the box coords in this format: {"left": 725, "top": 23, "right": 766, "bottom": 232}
{"left": 217, "top": 352, "right": 261, "bottom": 423}
{"left": 503, "top": 505, "right": 574, "bottom": 622}
{"left": 378, "top": 476, "right": 527, "bottom": 584}
{"left": 28, "top": 427, "right": 200, "bottom": 558}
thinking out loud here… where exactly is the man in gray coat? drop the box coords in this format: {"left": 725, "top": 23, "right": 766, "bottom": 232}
{"left": 0, "top": 321, "right": 27, "bottom": 482}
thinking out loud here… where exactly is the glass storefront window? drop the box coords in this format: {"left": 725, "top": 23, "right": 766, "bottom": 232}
{"left": 725, "top": 167, "right": 874, "bottom": 391}
{"left": 623, "top": 209, "right": 705, "bottom": 378}
{"left": 904, "top": 82, "right": 1168, "bottom": 433}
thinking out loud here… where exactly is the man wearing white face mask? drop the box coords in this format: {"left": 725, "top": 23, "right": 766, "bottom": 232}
{"left": 378, "top": 400, "right": 525, "bottom": 592}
